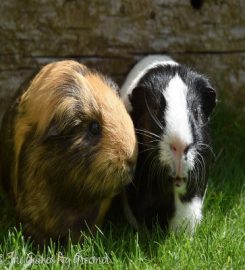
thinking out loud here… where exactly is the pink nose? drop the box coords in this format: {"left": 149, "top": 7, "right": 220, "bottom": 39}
{"left": 170, "top": 141, "right": 190, "bottom": 158}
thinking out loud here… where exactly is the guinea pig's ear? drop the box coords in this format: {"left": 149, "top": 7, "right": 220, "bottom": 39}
{"left": 202, "top": 86, "right": 217, "bottom": 117}
{"left": 129, "top": 86, "right": 147, "bottom": 123}
{"left": 129, "top": 86, "right": 147, "bottom": 112}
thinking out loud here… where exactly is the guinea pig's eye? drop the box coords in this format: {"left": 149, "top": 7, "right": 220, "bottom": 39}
{"left": 88, "top": 121, "right": 101, "bottom": 136}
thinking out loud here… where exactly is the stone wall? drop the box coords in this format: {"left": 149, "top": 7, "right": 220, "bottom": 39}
{"left": 0, "top": 0, "right": 244, "bottom": 121}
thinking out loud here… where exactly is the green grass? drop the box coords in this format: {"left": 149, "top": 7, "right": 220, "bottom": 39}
{"left": 0, "top": 102, "right": 244, "bottom": 269}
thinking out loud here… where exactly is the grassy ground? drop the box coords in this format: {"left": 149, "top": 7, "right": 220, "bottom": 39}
{"left": 0, "top": 102, "right": 244, "bottom": 269}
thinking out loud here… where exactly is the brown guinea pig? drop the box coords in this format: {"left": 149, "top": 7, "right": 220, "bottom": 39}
{"left": 0, "top": 60, "right": 137, "bottom": 245}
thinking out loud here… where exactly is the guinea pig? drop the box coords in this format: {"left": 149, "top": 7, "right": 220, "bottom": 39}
{"left": 0, "top": 60, "right": 137, "bottom": 245}
{"left": 120, "top": 55, "right": 216, "bottom": 234}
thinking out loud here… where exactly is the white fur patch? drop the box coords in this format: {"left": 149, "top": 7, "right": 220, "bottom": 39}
{"left": 169, "top": 195, "right": 203, "bottom": 234}
{"left": 164, "top": 75, "right": 192, "bottom": 144}
{"left": 120, "top": 55, "right": 178, "bottom": 111}
{"left": 159, "top": 75, "right": 194, "bottom": 177}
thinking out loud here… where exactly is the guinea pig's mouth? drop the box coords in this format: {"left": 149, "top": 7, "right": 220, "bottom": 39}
{"left": 108, "top": 173, "right": 133, "bottom": 196}
{"left": 112, "top": 166, "right": 135, "bottom": 188}
{"left": 121, "top": 170, "right": 135, "bottom": 185}
{"left": 170, "top": 177, "right": 187, "bottom": 188}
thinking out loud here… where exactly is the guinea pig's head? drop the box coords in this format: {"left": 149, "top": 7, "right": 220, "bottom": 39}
{"left": 15, "top": 60, "right": 137, "bottom": 203}
{"left": 129, "top": 64, "right": 216, "bottom": 196}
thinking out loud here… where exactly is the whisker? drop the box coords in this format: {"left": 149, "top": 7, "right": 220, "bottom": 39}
{"left": 139, "top": 147, "right": 157, "bottom": 154}
{"left": 138, "top": 151, "right": 156, "bottom": 182}
{"left": 147, "top": 139, "right": 161, "bottom": 144}
{"left": 135, "top": 128, "right": 161, "bottom": 140}
{"left": 195, "top": 151, "right": 207, "bottom": 194}
{"left": 197, "top": 142, "right": 216, "bottom": 160}
{"left": 144, "top": 94, "right": 164, "bottom": 132}
{"left": 137, "top": 141, "right": 159, "bottom": 148}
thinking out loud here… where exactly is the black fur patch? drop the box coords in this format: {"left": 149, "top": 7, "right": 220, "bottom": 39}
{"left": 127, "top": 62, "right": 216, "bottom": 226}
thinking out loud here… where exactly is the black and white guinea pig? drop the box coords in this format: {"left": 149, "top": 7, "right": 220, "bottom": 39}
{"left": 0, "top": 60, "right": 137, "bottom": 245}
{"left": 120, "top": 55, "right": 216, "bottom": 234}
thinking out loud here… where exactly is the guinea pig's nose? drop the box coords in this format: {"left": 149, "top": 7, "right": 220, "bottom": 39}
{"left": 170, "top": 142, "right": 191, "bottom": 158}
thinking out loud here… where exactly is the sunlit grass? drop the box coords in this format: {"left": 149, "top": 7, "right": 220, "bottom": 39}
{"left": 0, "top": 103, "right": 244, "bottom": 269}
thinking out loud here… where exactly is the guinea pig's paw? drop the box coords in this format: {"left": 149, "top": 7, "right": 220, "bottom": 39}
{"left": 169, "top": 195, "right": 203, "bottom": 235}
